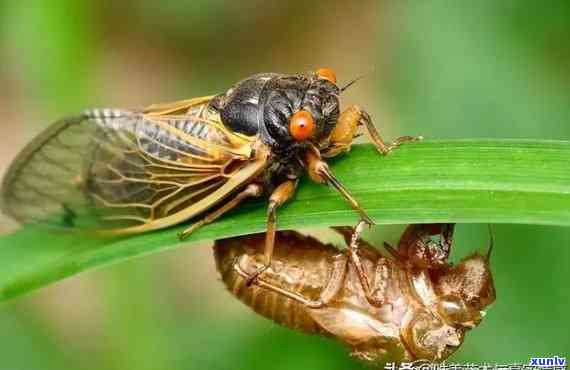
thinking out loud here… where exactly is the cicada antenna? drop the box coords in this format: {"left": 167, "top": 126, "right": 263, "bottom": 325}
{"left": 486, "top": 224, "right": 495, "bottom": 262}
{"left": 340, "top": 68, "right": 376, "bottom": 93}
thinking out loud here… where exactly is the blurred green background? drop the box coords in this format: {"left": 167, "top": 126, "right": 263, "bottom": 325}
{"left": 0, "top": 1, "right": 569, "bottom": 369}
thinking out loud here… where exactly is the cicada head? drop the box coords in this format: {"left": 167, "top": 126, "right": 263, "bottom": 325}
{"left": 258, "top": 69, "right": 340, "bottom": 152}
{"left": 433, "top": 253, "right": 496, "bottom": 329}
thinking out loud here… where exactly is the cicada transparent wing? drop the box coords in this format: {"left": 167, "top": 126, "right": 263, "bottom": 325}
{"left": 1, "top": 97, "right": 269, "bottom": 234}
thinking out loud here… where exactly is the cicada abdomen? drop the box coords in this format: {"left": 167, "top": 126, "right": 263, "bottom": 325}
{"left": 215, "top": 231, "right": 340, "bottom": 334}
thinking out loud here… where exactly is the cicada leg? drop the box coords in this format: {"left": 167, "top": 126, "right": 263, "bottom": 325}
{"left": 333, "top": 221, "right": 387, "bottom": 307}
{"left": 305, "top": 146, "right": 373, "bottom": 225}
{"left": 360, "top": 110, "right": 422, "bottom": 155}
{"left": 234, "top": 251, "right": 348, "bottom": 309}
{"left": 323, "top": 105, "right": 422, "bottom": 158}
{"left": 244, "top": 180, "right": 298, "bottom": 286}
{"left": 178, "top": 183, "right": 263, "bottom": 240}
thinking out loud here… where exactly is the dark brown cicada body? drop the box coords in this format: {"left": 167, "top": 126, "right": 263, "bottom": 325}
{"left": 1, "top": 68, "right": 419, "bottom": 281}
{"left": 214, "top": 223, "right": 495, "bottom": 364}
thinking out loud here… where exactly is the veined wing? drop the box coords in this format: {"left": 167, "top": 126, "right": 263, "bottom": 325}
{"left": 1, "top": 97, "right": 269, "bottom": 234}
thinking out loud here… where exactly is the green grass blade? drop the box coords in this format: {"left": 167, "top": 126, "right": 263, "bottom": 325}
{"left": 1, "top": 139, "right": 569, "bottom": 301}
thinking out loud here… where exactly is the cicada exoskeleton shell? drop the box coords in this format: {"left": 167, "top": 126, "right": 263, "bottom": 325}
{"left": 214, "top": 224, "right": 495, "bottom": 364}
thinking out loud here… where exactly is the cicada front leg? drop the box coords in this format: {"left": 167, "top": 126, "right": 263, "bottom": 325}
{"left": 323, "top": 105, "right": 422, "bottom": 158}
{"left": 305, "top": 146, "right": 373, "bottom": 225}
{"left": 360, "top": 110, "right": 422, "bottom": 155}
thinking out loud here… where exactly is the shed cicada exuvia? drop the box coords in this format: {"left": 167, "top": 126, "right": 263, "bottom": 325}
{"left": 214, "top": 223, "right": 496, "bottom": 364}
{"left": 1, "top": 68, "right": 419, "bottom": 280}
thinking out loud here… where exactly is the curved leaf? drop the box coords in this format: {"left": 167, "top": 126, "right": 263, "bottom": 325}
{"left": 1, "top": 139, "right": 569, "bottom": 301}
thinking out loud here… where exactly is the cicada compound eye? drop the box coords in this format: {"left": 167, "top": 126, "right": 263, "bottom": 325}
{"left": 437, "top": 295, "right": 481, "bottom": 328}
{"left": 315, "top": 67, "right": 337, "bottom": 84}
{"left": 289, "top": 110, "right": 316, "bottom": 141}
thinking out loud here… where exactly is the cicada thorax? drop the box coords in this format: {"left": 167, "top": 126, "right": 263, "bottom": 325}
{"left": 211, "top": 73, "right": 340, "bottom": 154}
{"left": 212, "top": 73, "right": 281, "bottom": 136}
{"left": 207, "top": 72, "right": 344, "bottom": 200}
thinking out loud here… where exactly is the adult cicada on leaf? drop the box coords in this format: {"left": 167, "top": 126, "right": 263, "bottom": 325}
{"left": 1, "top": 68, "right": 419, "bottom": 280}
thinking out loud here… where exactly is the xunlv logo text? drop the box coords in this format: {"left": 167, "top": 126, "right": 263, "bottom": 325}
{"left": 529, "top": 356, "right": 566, "bottom": 367}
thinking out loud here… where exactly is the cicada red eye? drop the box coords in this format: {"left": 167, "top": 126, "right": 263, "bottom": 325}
{"left": 316, "top": 67, "right": 337, "bottom": 84}
{"left": 289, "top": 110, "right": 315, "bottom": 141}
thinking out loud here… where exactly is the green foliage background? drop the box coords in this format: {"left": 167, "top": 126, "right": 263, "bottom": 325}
{"left": 0, "top": 1, "right": 568, "bottom": 369}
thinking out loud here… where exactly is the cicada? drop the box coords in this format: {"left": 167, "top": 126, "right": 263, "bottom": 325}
{"left": 214, "top": 223, "right": 495, "bottom": 364}
{"left": 1, "top": 68, "right": 418, "bottom": 280}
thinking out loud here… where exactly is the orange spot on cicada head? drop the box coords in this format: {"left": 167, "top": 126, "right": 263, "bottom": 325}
{"left": 289, "top": 110, "right": 316, "bottom": 141}
{"left": 315, "top": 67, "right": 337, "bottom": 84}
